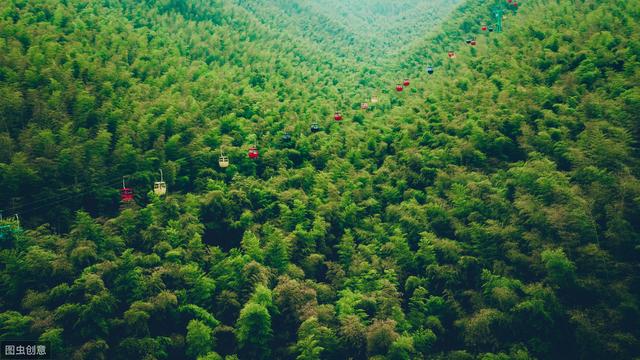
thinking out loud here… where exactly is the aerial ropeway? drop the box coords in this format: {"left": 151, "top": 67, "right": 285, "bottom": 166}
{"left": 12, "top": 0, "right": 527, "bottom": 219}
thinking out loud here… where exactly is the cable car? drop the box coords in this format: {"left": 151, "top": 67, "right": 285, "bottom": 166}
{"left": 466, "top": 39, "right": 472, "bottom": 44}
{"left": 507, "top": 0, "right": 512, "bottom": 3}
{"left": 334, "top": 112, "right": 343, "bottom": 121}
{"left": 470, "top": 39, "right": 477, "bottom": 46}
{"left": 248, "top": 146, "right": 259, "bottom": 159}
{"left": 426, "top": 66, "right": 434, "bottom": 74}
{"left": 448, "top": 51, "right": 456, "bottom": 59}
{"left": 371, "top": 96, "right": 379, "bottom": 104}
{"left": 403, "top": 79, "right": 410, "bottom": 87}
{"left": 488, "top": 26, "right": 494, "bottom": 32}
{"left": 513, "top": 1, "right": 518, "bottom": 7}
{"left": 361, "top": 102, "right": 369, "bottom": 110}
{"left": 120, "top": 177, "right": 134, "bottom": 202}
{"left": 154, "top": 169, "right": 167, "bottom": 196}
{"left": 396, "top": 84, "right": 404, "bottom": 92}
{"left": 310, "top": 123, "right": 321, "bottom": 133}
{"left": 219, "top": 154, "right": 229, "bottom": 168}
{"left": 482, "top": 25, "right": 487, "bottom": 31}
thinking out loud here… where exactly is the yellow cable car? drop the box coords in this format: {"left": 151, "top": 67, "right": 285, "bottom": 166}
{"left": 219, "top": 154, "right": 230, "bottom": 168}
{"left": 154, "top": 169, "right": 167, "bottom": 196}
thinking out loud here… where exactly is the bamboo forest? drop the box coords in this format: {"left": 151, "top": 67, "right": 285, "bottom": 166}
{"left": 1, "top": 0, "right": 639, "bottom": 359}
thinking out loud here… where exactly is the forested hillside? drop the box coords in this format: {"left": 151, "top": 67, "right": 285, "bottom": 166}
{"left": 232, "top": 0, "right": 462, "bottom": 63}
{"left": 1, "top": 0, "right": 640, "bottom": 359}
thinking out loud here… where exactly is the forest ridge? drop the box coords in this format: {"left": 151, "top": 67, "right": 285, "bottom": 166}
{"left": 1, "top": 0, "right": 640, "bottom": 359}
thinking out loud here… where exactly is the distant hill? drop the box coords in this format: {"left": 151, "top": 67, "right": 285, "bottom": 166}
{"left": 0, "top": 0, "right": 639, "bottom": 359}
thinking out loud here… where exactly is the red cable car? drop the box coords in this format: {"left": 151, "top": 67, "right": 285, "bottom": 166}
{"left": 361, "top": 102, "right": 369, "bottom": 110}
{"left": 248, "top": 146, "right": 259, "bottom": 159}
{"left": 513, "top": 1, "right": 518, "bottom": 7}
{"left": 120, "top": 177, "right": 134, "bottom": 202}
{"left": 396, "top": 84, "right": 404, "bottom": 92}
{"left": 120, "top": 188, "right": 133, "bottom": 202}
{"left": 334, "top": 112, "right": 343, "bottom": 121}
{"left": 403, "top": 79, "right": 410, "bottom": 87}
{"left": 482, "top": 25, "right": 487, "bottom": 31}
{"left": 507, "top": 0, "right": 512, "bottom": 3}
{"left": 470, "top": 39, "right": 477, "bottom": 46}
{"left": 448, "top": 51, "right": 456, "bottom": 59}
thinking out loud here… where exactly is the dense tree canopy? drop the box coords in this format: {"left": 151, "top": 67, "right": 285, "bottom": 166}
{"left": 1, "top": 0, "right": 639, "bottom": 359}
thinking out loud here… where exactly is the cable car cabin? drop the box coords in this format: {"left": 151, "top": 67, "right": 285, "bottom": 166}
{"left": 219, "top": 155, "right": 230, "bottom": 168}
{"left": 334, "top": 112, "right": 343, "bottom": 121}
{"left": 488, "top": 26, "right": 494, "bottom": 32}
{"left": 466, "top": 39, "right": 472, "bottom": 44}
{"left": 310, "top": 123, "right": 321, "bottom": 133}
{"left": 507, "top": 0, "right": 512, "bottom": 3}
{"left": 248, "top": 147, "right": 259, "bottom": 159}
{"left": 427, "top": 66, "right": 434, "bottom": 74}
{"left": 154, "top": 181, "right": 167, "bottom": 196}
{"left": 470, "top": 39, "right": 477, "bottom": 46}
{"left": 396, "top": 84, "right": 404, "bottom": 92}
{"left": 361, "top": 102, "right": 369, "bottom": 110}
{"left": 120, "top": 188, "right": 134, "bottom": 202}
{"left": 448, "top": 51, "right": 456, "bottom": 59}
{"left": 482, "top": 25, "right": 487, "bottom": 31}
{"left": 513, "top": 2, "right": 518, "bottom": 7}
{"left": 403, "top": 79, "right": 410, "bottom": 87}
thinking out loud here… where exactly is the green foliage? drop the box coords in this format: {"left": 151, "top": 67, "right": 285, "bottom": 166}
{"left": 236, "top": 287, "right": 273, "bottom": 359}
{"left": 541, "top": 248, "right": 576, "bottom": 290}
{"left": 1, "top": 0, "right": 640, "bottom": 358}
{"left": 186, "top": 319, "right": 214, "bottom": 359}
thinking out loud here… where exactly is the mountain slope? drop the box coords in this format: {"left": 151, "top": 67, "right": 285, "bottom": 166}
{"left": 1, "top": 0, "right": 639, "bottom": 359}
{"left": 232, "top": 0, "right": 462, "bottom": 63}
{"left": 0, "top": 0, "right": 363, "bottom": 227}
